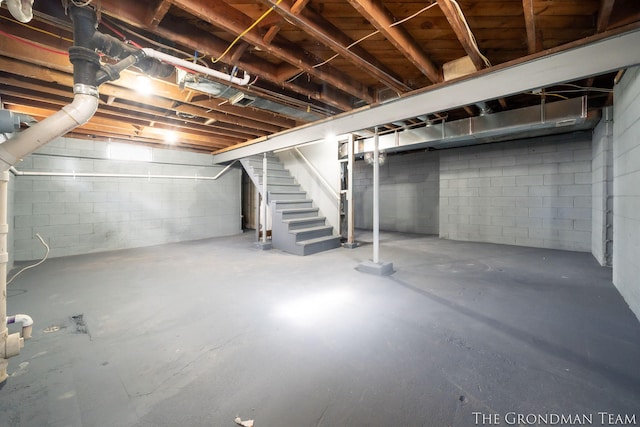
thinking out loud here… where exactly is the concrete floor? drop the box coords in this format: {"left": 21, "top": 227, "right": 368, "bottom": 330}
{"left": 2, "top": 231, "right": 639, "bottom": 427}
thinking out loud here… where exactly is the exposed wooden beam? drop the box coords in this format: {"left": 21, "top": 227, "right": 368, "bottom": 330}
{"left": 290, "top": 0, "right": 311, "bottom": 15}
{"left": 212, "top": 24, "right": 640, "bottom": 162}
{"left": 97, "top": 0, "right": 349, "bottom": 111}
{"left": 437, "top": 0, "right": 487, "bottom": 69}
{"left": 147, "top": 0, "right": 173, "bottom": 28}
{"left": 522, "top": 0, "right": 542, "bottom": 54}
{"left": 263, "top": 25, "right": 281, "bottom": 45}
{"left": 597, "top": 0, "right": 616, "bottom": 33}
{"left": 262, "top": 0, "right": 411, "bottom": 94}
{"left": 0, "top": 52, "right": 289, "bottom": 134}
{"left": 170, "top": 0, "right": 374, "bottom": 104}
{"left": 347, "top": 0, "right": 442, "bottom": 84}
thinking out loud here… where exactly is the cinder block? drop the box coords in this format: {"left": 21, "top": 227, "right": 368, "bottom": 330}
{"left": 529, "top": 207, "right": 556, "bottom": 218}
{"left": 543, "top": 218, "right": 574, "bottom": 230}
{"left": 502, "top": 226, "right": 529, "bottom": 237}
{"left": 470, "top": 215, "right": 492, "bottom": 225}
{"left": 33, "top": 202, "right": 65, "bottom": 215}
{"left": 528, "top": 164, "right": 559, "bottom": 175}
{"left": 502, "top": 207, "right": 529, "bottom": 217}
{"left": 491, "top": 176, "right": 516, "bottom": 187}
{"left": 574, "top": 172, "right": 592, "bottom": 184}
{"left": 502, "top": 165, "right": 530, "bottom": 176}
{"left": 557, "top": 207, "right": 592, "bottom": 220}
{"left": 16, "top": 191, "right": 50, "bottom": 203}
{"left": 559, "top": 185, "right": 591, "bottom": 196}
{"left": 559, "top": 161, "right": 591, "bottom": 174}
{"left": 542, "top": 151, "right": 573, "bottom": 164}
{"left": 516, "top": 197, "right": 543, "bottom": 208}
{"left": 491, "top": 156, "right": 516, "bottom": 167}
{"left": 516, "top": 217, "right": 543, "bottom": 228}
{"left": 543, "top": 174, "right": 574, "bottom": 185}
{"left": 15, "top": 214, "right": 49, "bottom": 228}
{"left": 492, "top": 197, "right": 516, "bottom": 207}
{"left": 49, "top": 214, "right": 80, "bottom": 226}
{"left": 479, "top": 187, "right": 503, "bottom": 197}
{"left": 529, "top": 186, "right": 558, "bottom": 197}
{"left": 516, "top": 175, "right": 544, "bottom": 186}
{"left": 493, "top": 216, "right": 515, "bottom": 226}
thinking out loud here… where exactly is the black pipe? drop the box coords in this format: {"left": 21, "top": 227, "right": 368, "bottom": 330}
{"left": 68, "top": 6, "right": 100, "bottom": 87}
{"left": 67, "top": 4, "right": 173, "bottom": 85}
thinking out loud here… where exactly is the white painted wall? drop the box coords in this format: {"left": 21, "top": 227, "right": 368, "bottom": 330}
{"left": 591, "top": 109, "right": 614, "bottom": 266}
{"left": 613, "top": 66, "right": 640, "bottom": 321}
{"left": 353, "top": 150, "right": 439, "bottom": 234}
{"left": 439, "top": 132, "right": 592, "bottom": 251}
{"left": 11, "top": 137, "right": 241, "bottom": 261}
{"left": 276, "top": 140, "right": 341, "bottom": 234}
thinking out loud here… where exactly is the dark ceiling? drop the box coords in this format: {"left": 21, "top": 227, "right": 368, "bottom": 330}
{"left": 1, "top": 0, "right": 639, "bottom": 153}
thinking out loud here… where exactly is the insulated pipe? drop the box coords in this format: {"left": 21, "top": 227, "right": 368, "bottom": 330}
{"left": 4, "top": 0, "right": 33, "bottom": 23}
{"left": 6, "top": 314, "right": 33, "bottom": 340}
{"left": 142, "top": 48, "right": 251, "bottom": 86}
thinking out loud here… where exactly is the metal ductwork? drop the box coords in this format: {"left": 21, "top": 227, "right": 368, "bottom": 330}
{"left": 178, "top": 71, "right": 324, "bottom": 122}
{"left": 353, "top": 96, "right": 599, "bottom": 155}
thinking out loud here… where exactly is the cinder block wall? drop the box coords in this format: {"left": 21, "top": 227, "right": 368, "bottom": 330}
{"left": 354, "top": 150, "right": 439, "bottom": 234}
{"left": 439, "top": 132, "right": 592, "bottom": 251}
{"left": 613, "top": 66, "right": 640, "bottom": 321}
{"left": 11, "top": 137, "right": 241, "bottom": 261}
{"left": 591, "top": 109, "right": 614, "bottom": 266}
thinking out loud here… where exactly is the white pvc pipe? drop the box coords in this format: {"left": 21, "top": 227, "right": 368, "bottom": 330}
{"left": 10, "top": 160, "right": 237, "bottom": 181}
{"left": 262, "top": 153, "right": 268, "bottom": 244}
{"left": 7, "top": 314, "right": 33, "bottom": 340}
{"left": 142, "top": 48, "right": 251, "bottom": 86}
{"left": 0, "top": 86, "right": 99, "bottom": 172}
{"left": 5, "top": 0, "right": 33, "bottom": 23}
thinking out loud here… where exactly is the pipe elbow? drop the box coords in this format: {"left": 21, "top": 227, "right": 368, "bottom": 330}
{"left": 6, "top": 0, "right": 33, "bottom": 23}
{"left": 7, "top": 314, "right": 33, "bottom": 340}
{"left": 63, "top": 90, "right": 99, "bottom": 127}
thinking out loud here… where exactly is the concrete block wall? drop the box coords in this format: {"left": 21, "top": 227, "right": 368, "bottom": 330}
{"left": 354, "top": 150, "right": 439, "bottom": 234}
{"left": 11, "top": 137, "right": 241, "bottom": 261}
{"left": 439, "top": 132, "right": 592, "bottom": 251}
{"left": 613, "top": 66, "right": 640, "bottom": 321}
{"left": 591, "top": 109, "right": 614, "bottom": 266}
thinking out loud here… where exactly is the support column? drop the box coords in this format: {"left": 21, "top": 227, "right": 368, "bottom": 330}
{"left": 357, "top": 128, "right": 393, "bottom": 276}
{"left": 255, "top": 153, "right": 272, "bottom": 250}
{"left": 344, "top": 134, "right": 358, "bottom": 249}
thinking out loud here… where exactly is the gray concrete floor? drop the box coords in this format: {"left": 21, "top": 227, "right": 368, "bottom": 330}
{"left": 2, "top": 231, "right": 640, "bottom": 427}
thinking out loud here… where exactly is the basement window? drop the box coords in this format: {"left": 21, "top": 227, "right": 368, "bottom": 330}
{"left": 108, "top": 142, "right": 152, "bottom": 162}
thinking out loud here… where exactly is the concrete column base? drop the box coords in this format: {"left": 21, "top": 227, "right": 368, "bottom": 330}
{"left": 343, "top": 241, "right": 359, "bottom": 249}
{"left": 356, "top": 260, "right": 394, "bottom": 276}
{"left": 254, "top": 241, "right": 272, "bottom": 250}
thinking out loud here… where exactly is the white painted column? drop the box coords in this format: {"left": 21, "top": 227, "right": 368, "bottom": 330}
{"left": 372, "top": 127, "right": 380, "bottom": 263}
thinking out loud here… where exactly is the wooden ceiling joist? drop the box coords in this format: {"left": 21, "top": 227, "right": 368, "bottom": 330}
{"left": 347, "top": 0, "right": 443, "bottom": 84}
{"left": 262, "top": 0, "right": 411, "bottom": 94}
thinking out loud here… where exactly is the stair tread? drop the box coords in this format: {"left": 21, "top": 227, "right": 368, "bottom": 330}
{"left": 283, "top": 216, "right": 325, "bottom": 224}
{"left": 280, "top": 207, "right": 319, "bottom": 214}
{"left": 290, "top": 225, "right": 333, "bottom": 234}
{"left": 295, "top": 235, "right": 341, "bottom": 245}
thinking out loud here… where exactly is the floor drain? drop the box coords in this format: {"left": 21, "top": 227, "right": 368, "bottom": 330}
{"left": 71, "top": 314, "right": 89, "bottom": 335}
{"left": 43, "top": 326, "right": 60, "bottom": 334}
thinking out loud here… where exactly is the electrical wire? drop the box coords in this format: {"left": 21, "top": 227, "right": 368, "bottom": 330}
{"left": 0, "top": 28, "right": 68, "bottom": 56}
{"left": 212, "top": 0, "right": 283, "bottom": 64}
{"left": 449, "top": 0, "right": 491, "bottom": 67}
{"left": 311, "top": 2, "right": 439, "bottom": 70}
{"left": 0, "top": 14, "right": 74, "bottom": 43}
{"left": 7, "top": 234, "right": 50, "bottom": 286}
{"left": 101, "top": 17, "right": 210, "bottom": 68}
